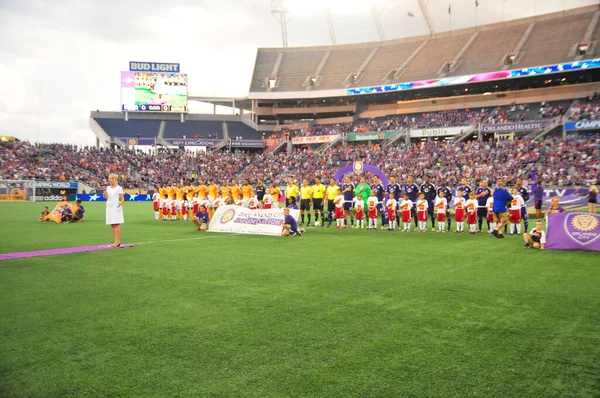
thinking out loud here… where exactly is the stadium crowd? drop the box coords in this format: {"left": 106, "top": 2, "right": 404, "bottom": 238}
{"left": 286, "top": 101, "right": 567, "bottom": 137}
{"left": 1, "top": 136, "right": 598, "bottom": 189}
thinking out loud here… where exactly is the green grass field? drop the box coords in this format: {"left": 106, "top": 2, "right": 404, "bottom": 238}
{"left": 1, "top": 202, "right": 599, "bottom": 397}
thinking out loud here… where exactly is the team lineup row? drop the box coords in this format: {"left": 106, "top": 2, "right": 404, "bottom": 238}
{"left": 151, "top": 175, "right": 558, "bottom": 247}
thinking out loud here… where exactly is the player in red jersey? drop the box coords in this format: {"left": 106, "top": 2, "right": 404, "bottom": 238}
{"left": 399, "top": 193, "right": 413, "bottom": 232}
{"left": 181, "top": 199, "right": 189, "bottom": 222}
{"left": 453, "top": 194, "right": 466, "bottom": 233}
{"left": 465, "top": 192, "right": 478, "bottom": 234}
{"left": 263, "top": 188, "right": 273, "bottom": 209}
{"left": 161, "top": 194, "right": 170, "bottom": 221}
{"left": 367, "top": 190, "right": 378, "bottom": 231}
{"left": 333, "top": 189, "right": 345, "bottom": 228}
{"left": 354, "top": 193, "right": 365, "bottom": 229}
{"left": 386, "top": 192, "right": 398, "bottom": 231}
{"left": 509, "top": 187, "right": 525, "bottom": 235}
{"left": 434, "top": 191, "right": 448, "bottom": 232}
{"left": 416, "top": 192, "right": 429, "bottom": 232}
{"left": 170, "top": 199, "right": 177, "bottom": 221}
{"left": 486, "top": 195, "right": 495, "bottom": 233}
{"left": 152, "top": 191, "right": 161, "bottom": 220}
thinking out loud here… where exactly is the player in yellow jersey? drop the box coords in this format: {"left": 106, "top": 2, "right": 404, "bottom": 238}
{"left": 325, "top": 177, "right": 340, "bottom": 227}
{"left": 241, "top": 179, "right": 253, "bottom": 206}
{"left": 196, "top": 180, "right": 208, "bottom": 201}
{"left": 230, "top": 179, "right": 240, "bottom": 201}
{"left": 185, "top": 185, "right": 195, "bottom": 220}
{"left": 207, "top": 179, "right": 219, "bottom": 201}
{"left": 312, "top": 176, "right": 327, "bottom": 227}
{"left": 221, "top": 182, "right": 231, "bottom": 202}
{"left": 271, "top": 182, "right": 281, "bottom": 205}
{"left": 158, "top": 184, "right": 167, "bottom": 199}
{"left": 298, "top": 179, "right": 312, "bottom": 226}
{"left": 166, "top": 184, "right": 175, "bottom": 200}
{"left": 207, "top": 179, "right": 219, "bottom": 218}
{"left": 285, "top": 177, "right": 298, "bottom": 207}
{"left": 175, "top": 183, "right": 186, "bottom": 220}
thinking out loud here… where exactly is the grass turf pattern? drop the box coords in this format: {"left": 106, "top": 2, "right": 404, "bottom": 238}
{"left": 0, "top": 202, "right": 599, "bottom": 397}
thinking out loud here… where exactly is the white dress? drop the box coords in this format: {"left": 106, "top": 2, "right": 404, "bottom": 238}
{"left": 106, "top": 185, "right": 125, "bottom": 225}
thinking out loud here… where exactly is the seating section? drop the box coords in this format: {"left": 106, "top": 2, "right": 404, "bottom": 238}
{"left": 399, "top": 34, "right": 471, "bottom": 82}
{"left": 518, "top": 13, "right": 593, "bottom": 67}
{"left": 250, "top": 9, "right": 596, "bottom": 92}
{"left": 359, "top": 40, "right": 425, "bottom": 86}
{"left": 276, "top": 51, "right": 326, "bottom": 91}
{"left": 95, "top": 119, "right": 161, "bottom": 138}
{"left": 227, "top": 122, "right": 263, "bottom": 140}
{"left": 249, "top": 51, "right": 280, "bottom": 92}
{"left": 317, "top": 47, "right": 376, "bottom": 89}
{"left": 450, "top": 24, "right": 528, "bottom": 76}
{"left": 163, "top": 121, "right": 223, "bottom": 139}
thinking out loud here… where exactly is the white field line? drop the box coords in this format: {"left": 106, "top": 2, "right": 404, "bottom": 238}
{"left": 133, "top": 233, "right": 240, "bottom": 245}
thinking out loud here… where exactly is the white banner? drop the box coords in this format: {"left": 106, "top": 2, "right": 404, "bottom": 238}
{"left": 292, "top": 135, "right": 339, "bottom": 145}
{"left": 409, "top": 126, "right": 465, "bottom": 138}
{"left": 209, "top": 205, "right": 300, "bottom": 236}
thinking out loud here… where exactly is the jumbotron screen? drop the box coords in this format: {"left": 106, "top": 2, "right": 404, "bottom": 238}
{"left": 121, "top": 71, "right": 188, "bottom": 113}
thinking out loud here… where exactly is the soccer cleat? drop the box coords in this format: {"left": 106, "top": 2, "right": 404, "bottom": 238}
{"left": 299, "top": 223, "right": 304, "bottom": 227}
{"left": 524, "top": 243, "right": 531, "bottom": 248}
{"left": 431, "top": 228, "right": 436, "bottom": 232}
{"left": 491, "top": 230, "right": 499, "bottom": 238}
{"left": 498, "top": 234, "right": 505, "bottom": 239}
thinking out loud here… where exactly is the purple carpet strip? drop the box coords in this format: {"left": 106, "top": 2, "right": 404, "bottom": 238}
{"left": 0, "top": 244, "right": 136, "bottom": 261}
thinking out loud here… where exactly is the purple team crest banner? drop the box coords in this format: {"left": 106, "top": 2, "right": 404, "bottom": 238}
{"left": 333, "top": 162, "right": 389, "bottom": 188}
{"left": 546, "top": 212, "right": 600, "bottom": 252}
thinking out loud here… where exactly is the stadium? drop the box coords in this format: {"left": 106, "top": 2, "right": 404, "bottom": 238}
{"left": 1, "top": 0, "right": 600, "bottom": 396}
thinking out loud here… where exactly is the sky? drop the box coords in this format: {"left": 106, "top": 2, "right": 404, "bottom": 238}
{"left": 0, "top": 0, "right": 598, "bottom": 146}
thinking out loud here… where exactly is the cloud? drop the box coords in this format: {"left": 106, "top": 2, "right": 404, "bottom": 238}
{"left": 0, "top": 0, "right": 595, "bottom": 145}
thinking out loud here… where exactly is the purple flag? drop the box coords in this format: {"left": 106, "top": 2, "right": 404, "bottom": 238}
{"left": 408, "top": 11, "right": 415, "bottom": 17}
{"left": 448, "top": 4, "right": 451, "bottom": 14}
{"left": 546, "top": 212, "right": 600, "bottom": 252}
{"left": 475, "top": 0, "right": 479, "bottom": 7}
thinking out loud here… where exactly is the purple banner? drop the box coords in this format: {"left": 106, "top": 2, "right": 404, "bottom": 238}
{"left": 121, "top": 138, "right": 156, "bottom": 146}
{"left": 546, "top": 212, "right": 600, "bottom": 252}
{"left": 481, "top": 120, "right": 551, "bottom": 133}
{"left": 166, "top": 138, "right": 220, "bottom": 146}
{"left": 230, "top": 140, "right": 265, "bottom": 148}
{"left": 526, "top": 188, "right": 589, "bottom": 212}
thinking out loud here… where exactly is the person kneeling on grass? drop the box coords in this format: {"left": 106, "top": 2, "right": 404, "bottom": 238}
{"left": 40, "top": 206, "right": 50, "bottom": 222}
{"left": 281, "top": 208, "right": 305, "bottom": 237}
{"left": 61, "top": 204, "right": 73, "bottom": 223}
{"left": 73, "top": 199, "right": 85, "bottom": 222}
{"left": 193, "top": 205, "right": 210, "bottom": 231}
{"left": 523, "top": 220, "right": 547, "bottom": 250}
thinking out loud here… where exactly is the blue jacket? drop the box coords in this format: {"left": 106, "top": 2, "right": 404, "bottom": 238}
{"left": 492, "top": 188, "right": 513, "bottom": 213}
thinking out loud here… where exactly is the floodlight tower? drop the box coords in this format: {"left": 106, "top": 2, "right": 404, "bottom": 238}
{"left": 417, "top": 0, "right": 435, "bottom": 36}
{"left": 325, "top": 8, "right": 337, "bottom": 45}
{"left": 271, "top": 0, "right": 291, "bottom": 47}
{"left": 371, "top": 3, "right": 386, "bottom": 41}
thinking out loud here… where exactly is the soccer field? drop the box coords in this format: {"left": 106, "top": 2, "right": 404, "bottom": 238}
{"left": 0, "top": 202, "right": 598, "bottom": 397}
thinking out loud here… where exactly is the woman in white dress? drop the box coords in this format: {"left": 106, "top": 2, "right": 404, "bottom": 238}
{"left": 103, "top": 173, "right": 125, "bottom": 247}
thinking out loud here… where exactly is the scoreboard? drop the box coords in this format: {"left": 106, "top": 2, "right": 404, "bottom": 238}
{"left": 121, "top": 71, "right": 188, "bottom": 113}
